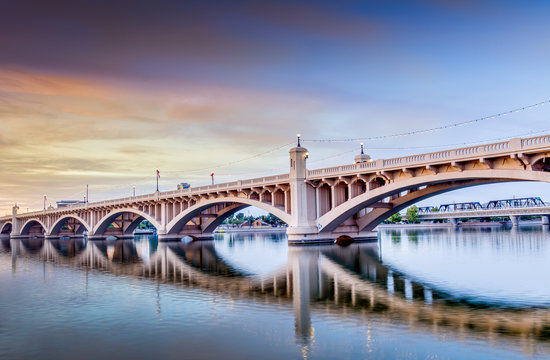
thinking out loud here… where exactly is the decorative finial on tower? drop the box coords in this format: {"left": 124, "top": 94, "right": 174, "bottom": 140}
{"left": 354, "top": 142, "right": 372, "bottom": 164}
{"left": 297, "top": 133, "right": 301, "bottom": 147}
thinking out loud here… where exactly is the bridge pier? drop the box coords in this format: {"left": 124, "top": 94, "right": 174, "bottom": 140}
{"left": 87, "top": 233, "right": 134, "bottom": 241}
{"left": 287, "top": 230, "right": 377, "bottom": 244}
{"left": 510, "top": 215, "right": 519, "bottom": 227}
{"left": 449, "top": 218, "right": 459, "bottom": 227}
{"left": 542, "top": 216, "right": 550, "bottom": 226}
{"left": 157, "top": 232, "right": 214, "bottom": 242}
{"left": 286, "top": 145, "right": 319, "bottom": 242}
{"left": 45, "top": 234, "right": 85, "bottom": 239}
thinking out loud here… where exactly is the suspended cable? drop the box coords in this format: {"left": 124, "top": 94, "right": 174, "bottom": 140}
{"left": 161, "top": 141, "right": 294, "bottom": 176}
{"left": 302, "top": 99, "right": 550, "bottom": 142}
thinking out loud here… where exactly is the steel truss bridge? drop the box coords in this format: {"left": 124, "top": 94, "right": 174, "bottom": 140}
{"left": 418, "top": 197, "right": 550, "bottom": 226}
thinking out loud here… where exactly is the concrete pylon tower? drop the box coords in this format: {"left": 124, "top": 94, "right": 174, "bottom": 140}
{"left": 287, "top": 135, "right": 317, "bottom": 240}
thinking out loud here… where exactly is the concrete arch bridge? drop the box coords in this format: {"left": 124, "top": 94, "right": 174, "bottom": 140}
{"left": 2, "top": 134, "right": 550, "bottom": 243}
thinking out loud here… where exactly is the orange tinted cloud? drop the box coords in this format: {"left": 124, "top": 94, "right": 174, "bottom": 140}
{"left": 0, "top": 67, "right": 330, "bottom": 213}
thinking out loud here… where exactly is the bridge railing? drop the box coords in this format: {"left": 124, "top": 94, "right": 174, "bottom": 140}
{"left": 521, "top": 134, "right": 550, "bottom": 147}
{"left": 11, "top": 173, "right": 291, "bottom": 217}
{"left": 307, "top": 134, "right": 550, "bottom": 178}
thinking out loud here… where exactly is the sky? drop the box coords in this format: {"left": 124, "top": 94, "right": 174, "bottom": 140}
{"left": 1, "top": 0, "right": 550, "bottom": 215}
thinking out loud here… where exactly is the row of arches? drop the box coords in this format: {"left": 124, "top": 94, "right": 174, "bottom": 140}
{"left": 9, "top": 196, "right": 292, "bottom": 239}
{"left": 5, "top": 156, "right": 550, "bottom": 239}
{"left": 317, "top": 158, "right": 550, "bottom": 234}
{"left": 315, "top": 176, "right": 386, "bottom": 217}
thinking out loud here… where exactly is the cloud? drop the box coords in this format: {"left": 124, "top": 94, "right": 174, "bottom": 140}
{"left": 0, "top": 67, "right": 330, "bottom": 212}
{"left": 1, "top": 1, "right": 549, "bottom": 214}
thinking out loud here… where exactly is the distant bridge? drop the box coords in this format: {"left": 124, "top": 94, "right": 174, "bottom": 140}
{"left": 418, "top": 197, "right": 550, "bottom": 226}
{"left": 1, "top": 134, "right": 550, "bottom": 242}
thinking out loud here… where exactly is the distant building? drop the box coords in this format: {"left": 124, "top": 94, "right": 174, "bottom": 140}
{"left": 57, "top": 200, "right": 84, "bottom": 208}
{"left": 177, "top": 182, "right": 191, "bottom": 190}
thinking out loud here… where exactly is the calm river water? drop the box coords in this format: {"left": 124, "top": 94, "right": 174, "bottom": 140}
{"left": 1, "top": 227, "right": 549, "bottom": 359}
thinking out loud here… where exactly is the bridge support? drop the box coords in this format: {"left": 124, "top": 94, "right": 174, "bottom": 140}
{"left": 286, "top": 145, "right": 318, "bottom": 242}
{"left": 449, "top": 218, "right": 459, "bottom": 227}
{"left": 510, "top": 215, "right": 519, "bottom": 227}
{"left": 542, "top": 216, "right": 550, "bottom": 226}
{"left": 10, "top": 205, "right": 21, "bottom": 238}
{"left": 157, "top": 232, "right": 214, "bottom": 242}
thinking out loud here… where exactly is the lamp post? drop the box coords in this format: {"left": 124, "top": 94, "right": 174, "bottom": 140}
{"left": 133, "top": 186, "right": 136, "bottom": 197}
{"left": 156, "top": 170, "right": 160, "bottom": 192}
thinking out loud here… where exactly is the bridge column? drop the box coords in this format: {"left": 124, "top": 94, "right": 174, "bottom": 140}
{"left": 10, "top": 204, "right": 21, "bottom": 237}
{"left": 510, "top": 215, "right": 519, "bottom": 227}
{"left": 287, "top": 145, "right": 318, "bottom": 242}
{"left": 315, "top": 186, "right": 321, "bottom": 219}
{"left": 541, "top": 215, "right": 550, "bottom": 226}
{"left": 449, "top": 218, "right": 459, "bottom": 227}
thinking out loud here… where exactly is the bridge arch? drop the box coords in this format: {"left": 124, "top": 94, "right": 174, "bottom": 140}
{"left": 48, "top": 215, "right": 92, "bottom": 236}
{"left": 20, "top": 218, "right": 47, "bottom": 236}
{"left": 93, "top": 208, "right": 163, "bottom": 236}
{"left": 1, "top": 222, "right": 12, "bottom": 234}
{"left": 532, "top": 156, "right": 550, "bottom": 171}
{"left": 317, "top": 169, "right": 550, "bottom": 233}
{"left": 165, "top": 197, "right": 291, "bottom": 236}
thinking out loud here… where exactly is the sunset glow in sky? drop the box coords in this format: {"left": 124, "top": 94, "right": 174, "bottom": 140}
{"left": 1, "top": 0, "right": 550, "bottom": 214}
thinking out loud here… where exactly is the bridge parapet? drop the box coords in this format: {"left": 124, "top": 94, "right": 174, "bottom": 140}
{"left": 306, "top": 135, "right": 550, "bottom": 179}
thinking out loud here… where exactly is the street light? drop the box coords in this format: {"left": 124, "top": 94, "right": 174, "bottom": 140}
{"left": 297, "top": 133, "right": 301, "bottom": 147}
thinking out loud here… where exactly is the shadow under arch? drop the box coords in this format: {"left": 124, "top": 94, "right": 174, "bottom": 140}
{"left": 20, "top": 218, "right": 47, "bottom": 236}
{"left": 1, "top": 222, "right": 12, "bottom": 235}
{"left": 318, "top": 169, "right": 550, "bottom": 233}
{"left": 165, "top": 197, "right": 291, "bottom": 236}
{"left": 48, "top": 215, "right": 92, "bottom": 236}
{"left": 93, "top": 208, "right": 162, "bottom": 236}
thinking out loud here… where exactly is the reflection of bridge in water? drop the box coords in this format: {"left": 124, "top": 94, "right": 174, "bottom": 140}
{"left": 2, "top": 237, "right": 549, "bottom": 354}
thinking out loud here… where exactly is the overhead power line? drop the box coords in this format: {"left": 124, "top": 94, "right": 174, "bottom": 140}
{"left": 302, "top": 99, "right": 550, "bottom": 143}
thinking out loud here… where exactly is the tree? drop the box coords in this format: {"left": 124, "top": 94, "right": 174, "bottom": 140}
{"left": 406, "top": 205, "right": 419, "bottom": 223}
{"left": 430, "top": 206, "right": 439, "bottom": 212}
{"left": 388, "top": 212, "right": 402, "bottom": 223}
